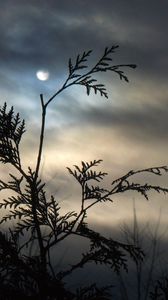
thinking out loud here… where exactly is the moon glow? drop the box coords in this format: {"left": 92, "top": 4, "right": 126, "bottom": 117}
{"left": 36, "top": 70, "right": 50, "bottom": 81}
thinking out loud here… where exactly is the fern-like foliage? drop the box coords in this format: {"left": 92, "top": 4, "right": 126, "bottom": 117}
{"left": 111, "top": 166, "right": 168, "bottom": 200}
{"left": 150, "top": 276, "right": 168, "bottom": 300}
{"left": 66, "top": 46, "right": 136, "bottom": 99}
{"left": 0, "top": 174, "right": 23, "bottom": 195}
{"left": 0, "top": 165, "right": 78, "bottom": 264}
{"left": 1, "top": 119, "right": 168, "bottom": 299}
{"left": 0, "top": 230, "right": 39, "bottom": 298}
{"left": 67, "top": 159, "right": 107, "bottom": 185}
{"left": 67, "top": 160, "right": 110, "bottom": 205}
{"left": 59, "top": 224, "right": 144, "bottom": 281}
{"left": 0, "top": 103, "right": 25, "bottom": 167}
{"left": 67, "top": 161, "right": 168, "bottom": 210}
{"left": 62, "top": 161, "right": 168, "bottom": 281}
{"left": 75, "top": 283, "right": 111, "bottom": 300}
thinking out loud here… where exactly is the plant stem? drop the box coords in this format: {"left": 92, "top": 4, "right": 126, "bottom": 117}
{"left": 35, "top": 94, "right": 46, "bottom": 181}
{"left": 32, "top": 94, "right": 48, "bottom": 298}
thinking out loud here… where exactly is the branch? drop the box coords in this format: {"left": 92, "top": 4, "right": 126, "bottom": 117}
{"left": 35, "top": 94, "right": 46, "bottom": 181}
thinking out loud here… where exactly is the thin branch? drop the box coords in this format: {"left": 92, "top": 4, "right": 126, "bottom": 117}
{"left": 35, "top": 94, "right": 46, "bottom": 181}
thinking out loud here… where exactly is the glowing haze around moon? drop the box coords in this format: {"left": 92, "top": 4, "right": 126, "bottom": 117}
{"left": 36, "top": 70, "right": 50, "bottom": 81}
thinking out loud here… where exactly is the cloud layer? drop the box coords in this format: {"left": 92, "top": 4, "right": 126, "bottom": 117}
{"left": 1, "top": 0, "right": 168, "bottom": 226}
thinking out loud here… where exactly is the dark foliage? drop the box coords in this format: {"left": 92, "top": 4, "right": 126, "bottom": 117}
{"left": 150, "top": 276, "right": 168, "bottom": 300}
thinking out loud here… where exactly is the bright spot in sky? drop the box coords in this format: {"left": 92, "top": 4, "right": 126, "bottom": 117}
{"left": 36, "top": 70, "right": 50, "bottom": 81}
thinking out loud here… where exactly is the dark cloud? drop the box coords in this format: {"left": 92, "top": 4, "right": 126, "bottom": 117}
{"left": 84, "top": 103, "right": 168, "bottom": 142}
{"left": 1, "top": 0, "right": 167, "bottom": 171}
{"left": 0, "top": 0, "right": 168, "bottom": 79}
{"left": 1, "top": 3, "right": 168, "bottom": 288}
{"left": 46, "top": 93, "right": 168, "bottom": 144}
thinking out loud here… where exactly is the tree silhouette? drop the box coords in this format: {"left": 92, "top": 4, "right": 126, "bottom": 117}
{"left": 0, "top": 46, "right": 168, "bottom": 299}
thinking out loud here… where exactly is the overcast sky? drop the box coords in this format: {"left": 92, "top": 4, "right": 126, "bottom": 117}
{"left": 1, "top": 0, "right": 168, "bottom": 231}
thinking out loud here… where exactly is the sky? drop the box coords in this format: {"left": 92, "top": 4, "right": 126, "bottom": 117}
{"left": 1, "top": 0, "right": 168, "bottom": 251}
{"left": 2, "top": 0, "right": 168, "bottom": 295}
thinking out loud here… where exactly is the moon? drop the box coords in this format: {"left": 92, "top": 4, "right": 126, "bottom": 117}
{"left": 36, "top": 70, "right": 50, "bottom": 81}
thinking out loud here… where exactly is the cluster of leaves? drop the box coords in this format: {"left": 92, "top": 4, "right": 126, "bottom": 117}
{"left": 46, "top": 45, "right": 137, "bottom": 107}
{"left": 75, "top": 284, "right": 111, "bottom": 300}
{"left": 67, "top": 45, "right": 136, "bottom": 99}
{"left": 0, "top": 103, "right": 25, "bottom": 168}
{"left": 67, "top": 160, "right": 168, "bottom": 208}
{"left": 150, "top": 276, "right": 168, "bottom": 300}
{"left": 0, "top": 231, "right": 39, "bottom": 299}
